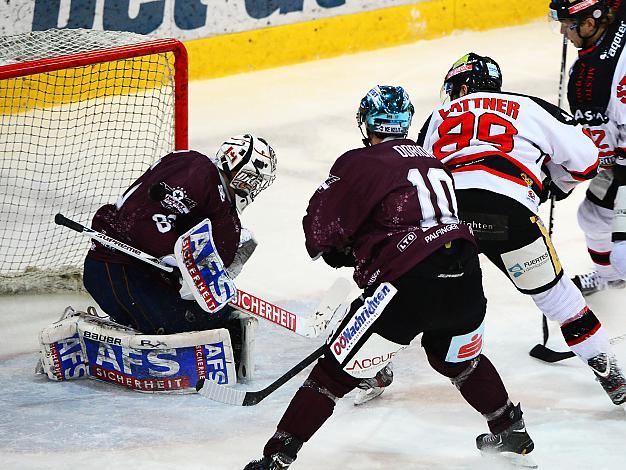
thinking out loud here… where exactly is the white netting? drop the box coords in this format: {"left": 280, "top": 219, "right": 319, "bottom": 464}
{"left": 0, "top": 29, "right": 182, "bottom": 293}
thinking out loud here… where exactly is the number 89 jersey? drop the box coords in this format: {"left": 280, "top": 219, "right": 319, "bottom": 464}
{"left": 418, "top": 92, "right": 600, "bottom": 214}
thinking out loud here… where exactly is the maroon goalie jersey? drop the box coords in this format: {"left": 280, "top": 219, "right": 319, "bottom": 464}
{"left": 88, "top": 150, "right": 241, "bottom": 268}
{"left": 303, "top": 139, "right": 475, "bottom": 288}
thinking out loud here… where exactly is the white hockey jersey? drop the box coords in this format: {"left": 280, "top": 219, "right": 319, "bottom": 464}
{"left": 566, "top": 2, "right": 626, "bottom": 209}
{"left": 419, "top": 91, "right": 599, "bottom": 214}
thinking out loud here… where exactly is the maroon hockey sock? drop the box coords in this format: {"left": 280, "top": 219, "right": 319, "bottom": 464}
{"left": 427, "top": 352, "right": 510, "bottom": 432}
{"left": 267, "top": 357, "right": 360, "bottom": 449}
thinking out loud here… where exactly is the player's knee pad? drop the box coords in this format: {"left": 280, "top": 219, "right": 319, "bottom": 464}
{"left": 531, "top": 276, "right": 586, "bottom": 324}
{"left": 309, "top": 356, "right": 361, "bottom": 399}
{"left": 426, "top": 350, "right": 480, "bottom": 389}
{"left": 500, "top": 221, "right": 562, "bottom": 294}
{"left": 610, "top": 241, "right": 626, "bottom": 278}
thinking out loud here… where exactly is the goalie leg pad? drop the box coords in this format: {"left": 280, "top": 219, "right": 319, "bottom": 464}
{"left": 77, "top": 315, "right": 237, "bottom": 393}
{"left": 38, "top": 307, "right": 89, "bottom": 381}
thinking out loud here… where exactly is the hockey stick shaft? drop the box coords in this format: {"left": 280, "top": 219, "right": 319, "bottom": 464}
{"left": 540, "top": 35, "right": 569, "bottom": 347}
{"left": 196, "top": 343, "right": 325, "bottom": 406}
{"left": 55, "top": 213, "right": 172, "bottom": 272}
{"left": 55, "top": 213, "right": 348, "bottom": 338}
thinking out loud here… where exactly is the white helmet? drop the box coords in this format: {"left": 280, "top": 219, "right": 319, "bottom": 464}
{"left": 214, "top": 134, "right": 277, "bottom": 213}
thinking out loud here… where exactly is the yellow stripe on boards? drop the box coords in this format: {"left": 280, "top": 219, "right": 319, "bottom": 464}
{"left": 184, "top": 0, "right": 549, "bottom": 80}
{"left": 0, "top": 56, "right": 174, "bottom": 115}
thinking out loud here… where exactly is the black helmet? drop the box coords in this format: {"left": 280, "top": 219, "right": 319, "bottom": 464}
{"left": 549, "top": 0, "right": 609, "bottom": 21}
{"left": 442, "top": 53, "right": 502, "bottom": 101}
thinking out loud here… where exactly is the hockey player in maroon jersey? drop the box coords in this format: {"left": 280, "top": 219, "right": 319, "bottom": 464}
{"left": 549, "top": 0, "right": 626, "bottom": 296}
{"left": 244, "top": 86, "right": 536, "bottom": 470}
{"left": 82, "top": 134, "right": 276, "bottom": 368}
{"left": 418, "top": 53, "right": 626, "bottom": 407}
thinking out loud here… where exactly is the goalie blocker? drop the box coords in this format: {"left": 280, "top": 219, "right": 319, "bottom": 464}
{"left": 38, "top": 307, "right": 258, "bottom": 392}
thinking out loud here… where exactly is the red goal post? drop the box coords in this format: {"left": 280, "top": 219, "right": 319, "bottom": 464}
{"left": 0, "top": 29, "right": 188, "bottom": 293}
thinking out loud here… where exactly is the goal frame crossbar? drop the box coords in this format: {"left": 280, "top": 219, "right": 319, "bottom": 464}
{"left": 0, "top": 37, "right": 189, "bottom": 150}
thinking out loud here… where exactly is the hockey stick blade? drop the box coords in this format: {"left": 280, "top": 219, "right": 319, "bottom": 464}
{"left": 530, "top": 333, "right": 626, "bottom": 363}
{"left": 529, "top": 344, "right": 574, "bottom": 363}
{"left": 299, "top": 277, "right": 352, "bottom": 338}
{"left": 196, "top": 344, "right": 326, "bottom": 406}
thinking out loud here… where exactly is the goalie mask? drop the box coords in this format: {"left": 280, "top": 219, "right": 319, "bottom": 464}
{"left": 357, "top": 85, "right": 414, "bottom": 145}
{"left": 215, "top": 134, "right": 277, "bottom": 213}
{"left": 442, "top": 53, "right": 502, "bottom": 102}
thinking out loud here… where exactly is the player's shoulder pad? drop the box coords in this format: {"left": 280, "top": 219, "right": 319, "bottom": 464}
{"left": 499, "top": 91, "right": 577, "bottom": 126}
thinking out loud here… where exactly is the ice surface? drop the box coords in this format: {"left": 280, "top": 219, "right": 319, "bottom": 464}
{"left": 2, "top": 20, "right": 626, "bottom": 470}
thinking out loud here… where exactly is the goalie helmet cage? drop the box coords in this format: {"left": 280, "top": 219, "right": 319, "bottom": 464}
{"left": 0, "top": 29, "right": 188, "bottom": 294}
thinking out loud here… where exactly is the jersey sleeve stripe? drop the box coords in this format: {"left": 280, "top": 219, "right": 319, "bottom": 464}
{"left": 563, "top": 159, "right": 599, "bottom": 181}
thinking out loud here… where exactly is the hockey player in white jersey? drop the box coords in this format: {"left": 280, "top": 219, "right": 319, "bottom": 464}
{"left": 549, "top": 0, "right": 626, "bottom": 295}
{"left": 418, "top": 52, "right": 626, "bottom": 408}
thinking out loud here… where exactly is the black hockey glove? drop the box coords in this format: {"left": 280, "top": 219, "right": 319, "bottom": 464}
{"left": 322, "top": 246, "right": 356, "bottom": 268}
{"left": 539, "top": 180, "right": 572, "bottom": 204}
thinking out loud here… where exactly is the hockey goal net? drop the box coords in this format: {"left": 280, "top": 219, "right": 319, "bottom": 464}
{"left": 0, "top": 29, "right": 188, "bottom": 293}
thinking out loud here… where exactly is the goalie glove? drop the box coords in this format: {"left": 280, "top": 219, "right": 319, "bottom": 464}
{"left": 227, "top": 227, "right": 257, "bottom": 279}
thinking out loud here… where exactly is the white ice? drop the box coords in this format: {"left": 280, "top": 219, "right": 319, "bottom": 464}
{"left": 1, "top": 20, "right": 626, "bottom": 470}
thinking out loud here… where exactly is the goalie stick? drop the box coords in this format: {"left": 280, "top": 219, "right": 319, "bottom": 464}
{"left": 54, "top": 213, "right": 350, "bottom": 338}
{"left": 196, "top": 343, "right": 325, "bottom": 406}
{"left": 530, "top": 333, "right": 626, "bottom": 363}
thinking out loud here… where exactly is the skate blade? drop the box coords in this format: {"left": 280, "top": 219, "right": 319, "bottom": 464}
{"left": 480, "top": 450, "right": 538, "bottom": 468}
{"left": 354, "top": 386, "right": 385, "bottom": 405}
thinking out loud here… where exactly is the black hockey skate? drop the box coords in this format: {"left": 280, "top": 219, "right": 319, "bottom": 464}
{"left": 243, "top": 454, "right": 293, "bottom": 470}
{"left": 588, "top": 353, "right": 626, "bottom": 406}
{"left": 354, "top": 364, "right": 393, "bottom": 405}
{"left": 572, "top": 271, "right": 626, "bottom": 297}
{"left": 476, "top": 404, "right": 537, "bottom": 468}
{"left": 245, "top": 432, "right": 302, "bottom": 470}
